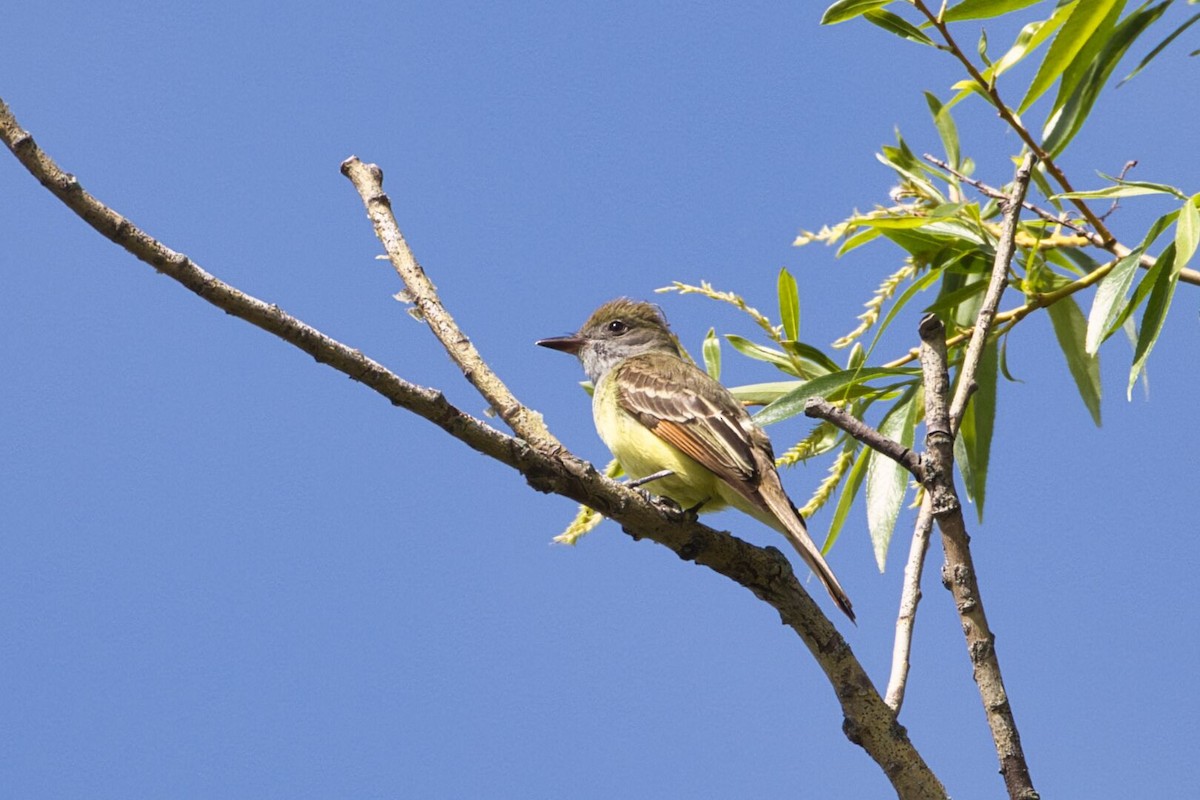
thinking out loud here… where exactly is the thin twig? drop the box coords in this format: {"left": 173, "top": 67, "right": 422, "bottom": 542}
{"left": 340, "top": 157, "right": 561, "bottom": 451}
{"left": 923, "top": 154, "right": 1200, "bottom": 287}
{"left": 884, "top": 498, "right": 934, "bottom": 710}
{"left": 804, "top": 398, "right": 923, "bottom": 479}
{"left": 0, "top": 97, "right": 947, "bottom": 800}
{"left": 949, "top": 154, "right": 1033, "bottom": 430}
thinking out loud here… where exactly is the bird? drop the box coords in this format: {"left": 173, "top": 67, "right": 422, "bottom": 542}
{"left": 538, "top": 298, "right": 854, "bottom": 621}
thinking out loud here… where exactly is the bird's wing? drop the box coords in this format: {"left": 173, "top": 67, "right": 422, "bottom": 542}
{"left": 615, "top": 354, "right": 763, "bottom": 486}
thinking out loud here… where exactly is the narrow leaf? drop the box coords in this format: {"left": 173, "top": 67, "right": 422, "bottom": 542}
{"left": 1056, "top": 181, "right": 1185, "bottom": 200}
{"left": 781, "top": 340, "right": 842, "bottom": 376}
{"left": 822, "top": 0, "right": 891, "bottom": 25}
{"left": 778, "top": 267, "right": 801, "bottom": 342}
{"left": 866, "top": 388, "right": 919, "bottom": 571}
{"left": 1129, "top": 243, "right": 1180, "bottom": 398}
{"left": 702, "top": 327, "right": 721, "bottom": 380}
{"left": 1174, "top": 195, "right": 1200, "bottom": 271}
{"left": 957, "top": 340, "right": 998, "bottom": 520}
{"left": 836, "top": 226, "right": 883, "bottom": 256}
{"left": 1086, "top": 249, "right": 1144, "bottom": 354}
{"left": 724, "top": 335, "right": 798, "bottom": 376}
{"left": 1053, "top": 0, "right": 1125, "bottom": 113}
{"left": 864, "top": 9, "right": 935, "bottom": 46}
{"left": 1121, "top": 10, "right": 1200, "bottom": 85}
{"left": 924, "top": 92, "right": 961, "bottom": 168}
{"left": 822, "top": 443, "right": 870, "bottom": 554}
{"left": 943, "top": 0, "right": 1044, "bottom": 22}
{"left": 1047, "top": 296, "right": 1103, "bottom": 425}
{"left": 755, "top": 367, "right": 921, "bottom": 426}
{"left": 865, "top": 266, "right": 943, "bottom": 359}
{"left": 1042, "top": 1, "right": 1171, "bottom": 156}
{"left": 990, "top": 4, "right": 1075, "bottom": 79}
{"left": 1019, "top": 0, "right": 1121, "bottom": 114}
{"left": 729, "top": 381, "right": 799, "bottom": 406}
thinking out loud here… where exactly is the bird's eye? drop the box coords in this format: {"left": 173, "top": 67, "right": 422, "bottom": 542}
{"left": 607, "top": 320, "right": 629, "bottom": 335}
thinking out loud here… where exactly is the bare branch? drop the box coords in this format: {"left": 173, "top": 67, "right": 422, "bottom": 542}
{"left": 803, "top": 398, "right": 923, "bottom": 479}
{"left": 340, "top": 156, "right": 561, "bottom": 451}
{"left": 0, "top": 97, "right": 947, "bottom": 800}
{"left": 918, "top": 316, "right": 1037, "bottom": 800}
{"left": 884, "top": 498, "right": 933, "bottom": 711}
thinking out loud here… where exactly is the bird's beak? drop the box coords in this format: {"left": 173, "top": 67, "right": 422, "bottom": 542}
{"left": 536, "top": 335, "right": 584, "bottom": 355}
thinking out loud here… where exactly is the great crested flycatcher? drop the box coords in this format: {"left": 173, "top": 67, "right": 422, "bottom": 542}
{"left": 538, "top": 298, "right": 854, "bottom": 621}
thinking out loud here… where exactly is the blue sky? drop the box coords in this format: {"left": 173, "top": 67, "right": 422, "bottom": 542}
{"left": 3, "top": 2, "right": 1198, "bottom": 798}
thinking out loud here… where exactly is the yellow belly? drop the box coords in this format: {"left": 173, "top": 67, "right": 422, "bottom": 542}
{"left": 592, "top": 375, "right": 725, "bottom": 511}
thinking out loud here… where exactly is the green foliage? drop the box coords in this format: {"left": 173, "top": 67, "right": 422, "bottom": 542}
{"left": 866, "top": 386, "right": 919, "bottom": 570}
{"left": 645, "top": 1, "right": 1198, "bottom": 569}
{"left": 702, "top": 328, "right": 722, "bottom": 380}
{"left": 956, "top": 340, "right": 997, "bottom": 520}
{"left": 1047, "top": 296, "right": 1102, "bottom": 425}
{"left": 778, "top": 267, "right": 801, "bottom": 342}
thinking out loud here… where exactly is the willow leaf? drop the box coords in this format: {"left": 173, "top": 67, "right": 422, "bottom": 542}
{"left": 866, "top": 388, "right": 919, "bottom": 571}
{"left": 1048, "top": 296, "right": 1102, "bottom": 426}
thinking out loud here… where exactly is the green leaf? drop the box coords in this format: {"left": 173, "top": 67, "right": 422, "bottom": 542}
{"left": 822, "top": 0, "right": 892, "bottom": 25}
{"left": 822, "top": 443, "right": 870, "bottom": 555}
{"left": 724, "top": 335, "right": 799, "bottom": 376}
{"left": 754, "top": 367, "right": 921, "bottom": 426}
{"left": 1121, "top": 9, "right": 1200, "bottom": 85}
{"left": 1052, "top": 0, "right": 1126, "bottom": 113}
{"left": 1085, "top": 249, "right": 1144, "bottom": 354}
{"left": 997, "top": 333, "right": 1021, "bottom": 384}
{"left": 864, "top": 265, "right": 943, "bottom": 360}
{"left": 1056, "top": 179, "right": 1187, "bottom": 201}
{"left": 730, "top": 381, "right": 802, "bottom": 405}
{"left": 864, "top": 8, "right": 935, "bottom": 46}
{"left": 778, "top": 267, "right": 801, "bottom": 342}
{"left": 850, "top": 214, "right": 947, "bottom": 230}
{"left": 866, "top": 387, "right": 919, "bottom": 571}
{"left": 1128, "top": 242, "right": 1181, "bottom": 398}
{"left": 782, "top": 340, "right": 842, "bottom": 376}
{"left": 1047, "top": 296, "right": 1102, "bottom": 425}
{"left": 836, "top": 226, "right": 883, "bottom": 256}
{"left": 990, "top": 4, "right": 1075, "bottom": 79}
{"left": 922, "top": 276, "right": 991, "bottom": 319}
{"left": 956, "top": 340, "right": 998, "bottom": 521}
{"left": 702, "top": 327, "right": 721, "bottom": 380}
{"left": 1042, "top": 1, "right": 1171, "bottom": 157}
{"left": 1019, "top": 0, "right": 1122, "bottom": 114}
{"left": 1174, "top": 195, "right": 1200, "bottom": 271}
{"left": 924, "top": 92, "right": 961, "bottom": 168}
{"left": 943, "top": 0, "right": 1044, "bottom": 22}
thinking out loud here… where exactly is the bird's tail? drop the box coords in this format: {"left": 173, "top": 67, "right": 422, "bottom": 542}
{"left": 755, "top": 476, "right": 856, "bottom": 623}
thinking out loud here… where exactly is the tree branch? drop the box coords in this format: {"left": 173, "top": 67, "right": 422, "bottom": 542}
{"left": 803, "top": 398, "right": 923, "bottom": 480}
{"left": 918, "top": 317, "right": 1037, "bottom": 800}
{"left": 884, "top": 498, "right": 933, "bottom": 711}
{"left": 339, "top": 156, "right": 562, "bottom": 451}
{"left": 950, "top": 153, "right": 1033, "bottom": 430}
{"left": 0, "top": 97, "right": 947, "bottom": 800}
